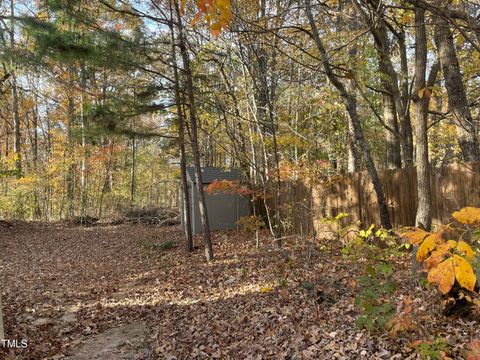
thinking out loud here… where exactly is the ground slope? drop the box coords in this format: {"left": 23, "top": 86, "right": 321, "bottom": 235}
{"left": 0, "top": 223, "right": 478, "bottom": 359}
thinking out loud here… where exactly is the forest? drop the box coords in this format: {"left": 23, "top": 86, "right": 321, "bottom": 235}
{"left": 2, "top": 0, "right": 480, "bottom": 359}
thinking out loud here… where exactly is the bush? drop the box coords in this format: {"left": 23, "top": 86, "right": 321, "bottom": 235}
{"left": 355, "top": 262, "right": 397, "bottom": 332}
{"left": 402, "top": 207, "right": 480, "bottom": 315}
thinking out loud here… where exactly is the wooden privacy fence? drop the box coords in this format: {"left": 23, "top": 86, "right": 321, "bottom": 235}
{"left": 276, "top": 162, "right": 480, "bottom": 232}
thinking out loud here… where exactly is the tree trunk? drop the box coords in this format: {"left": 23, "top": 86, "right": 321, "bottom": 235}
{"left": 33, "top": 92, "right": 41, "bottom": 218}
{"left": 265, "top": 61, "right": 282, "bottom": 247}
{"left": 170, "top": 11, "right": 193, "bottom": 252}
{"left": 413, "top": 7, "right": 439, "bottom": 231}
{"left": 375, "top": 23, "right": 401, "bottom": 169}
{"left": 343, "top": 1, "right": 361, "bottom": 173}
{"left": 32, "top": 94, "right": 39, "bottom": 169}
{"left": 382, "top": 90, "right": 402, "bottom": 169}
{"left": 0, "top": 295, "right": 4, "bottom": 340}
{"left": 433, "top": 15, "right": 480, "bottom": 162}
{"left": 346, "top": 116, "right": 360, "bottom": 172}
{"left": 398, "top": 34, "right": 414, "bottom": 165}
{"left": 306, "top": 0, "right": 392, "bottom": 229}
{"left": 98, "top": 140, "right": 114, "bottom": 218}
{"left": 3, "top": 113, "right": 8, "bottom": 157}
{"left": 10, "top": 0, "right": 21, "bottom": 176}
{"left": 80, "top": 63, "right": 88, "bottom": 217}
{"left": 130, "top": 121, "right": 136, "bottom": 208}
{"left": 66, "top": 72, "right": 75, "bottom": 219}
{"left": 174, "top": 0, "right": 214, "bottom": 261}
{"left": 355, "top": 0, "right": 412, "bottom": 167}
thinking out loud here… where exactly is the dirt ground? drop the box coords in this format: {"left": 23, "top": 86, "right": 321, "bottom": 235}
{"left": 1, "top": 223, "right": 479, "bottom": 359}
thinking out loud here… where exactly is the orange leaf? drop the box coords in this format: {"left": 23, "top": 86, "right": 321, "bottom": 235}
{"left": 401, "top": 228, "right": 430, "bottom": 245}
{"left": 425, "top": 240, "right": 457, "bottom": 270}
{"left": 190, "top": 12, "right": 203, "bottom": 26}
{"left": 452, "top": 207, "right": 480, "bottom": 225}
{"left": 192, "top": 0, "right": 232, "bottom": 35}
{"left": 428, "top": 257, "right": 455, "bottom": 294}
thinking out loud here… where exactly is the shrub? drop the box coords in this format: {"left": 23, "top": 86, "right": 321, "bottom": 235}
{"left": 236, "top": 215, "right": 265, "bottom": 232}
{"left": 402, "top": 207, "right": 480, "bottom": 314}
{"left": 355, "top": 262, "right": 397, "bottom": 332}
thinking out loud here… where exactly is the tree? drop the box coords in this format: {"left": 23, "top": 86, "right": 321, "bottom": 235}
{"left": 169, "top": 3, "right": 193, "bottom": 252}
{"left": 0, "top": 295, "right": 3, "bottom": 341}
{"left": 10, "top": 0, "right": 22, "bottom": 175}
{"left": 412, "top": 5, "right": 438, "bottom": 231}
{"left": 174, "top": 0, "right": 214, "bottom": 261}
{"left": 433, "top": 13, "right": 480, "bottom": 163}
{"left": 354, "top": 0, "right": 414, "bottom": 167}
{"left": 305, "top": 0, "right": 392, "bottom": 230}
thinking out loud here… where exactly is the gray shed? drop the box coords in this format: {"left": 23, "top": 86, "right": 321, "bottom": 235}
{"left": 181, "top": 167, "right": 251, "bottom": 234}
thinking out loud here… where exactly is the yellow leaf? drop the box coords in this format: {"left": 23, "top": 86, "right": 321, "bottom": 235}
{"left": 400, "top": 13, "right": 410, "bottom": 24}
{"left": 453, "top": 254, "right": 476, "bottom": 291}
{"left": 416, "top": 233, "right": 441, "bottom": 262}
{"left": 260, "top": 285, "right": 273, "bottom": 293}
{"left": 428, "top": 257, "right": 455, "bottom": 294}
{"left": 418, "top": 87, "right": 425, "bottom": 98}
{"left": 418, "top": 86, "right": 432, "bottom": 99}
{"left": 452, "top": 207, "right": 480, "bottom": 224}
{"left": 457, "top": 34, "right": 465, "bottom": 47}
{"left": 457, "top": 240, "right": 475, "bottom": 259}
{"left": 425, "top": 240, "right": 457, "bottom": 270}
{"left": 402, "top": 228, "right": 430, "bottom": 245}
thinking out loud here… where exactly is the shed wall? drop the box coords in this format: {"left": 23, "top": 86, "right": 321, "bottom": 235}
{"left": 181, "top": 184, "right": 251, "bottom": 234}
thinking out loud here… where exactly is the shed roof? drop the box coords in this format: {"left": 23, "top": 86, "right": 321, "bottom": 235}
{"left": 186, "top": 167, "right": 243, "bottom": 184}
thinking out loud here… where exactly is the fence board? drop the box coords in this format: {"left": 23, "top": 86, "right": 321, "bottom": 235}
{"left": 277, "top": 162, "right": 480, "bottom": 232}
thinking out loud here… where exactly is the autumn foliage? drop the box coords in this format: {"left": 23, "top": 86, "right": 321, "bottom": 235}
{"left": 190, "top": 0, "right": 232, "bottom": 36}
{"left": 402, "top": 207, "right": 480, "bottom": 296}
{"left": 205, "top": 179, "right": 253, "bottom": 196}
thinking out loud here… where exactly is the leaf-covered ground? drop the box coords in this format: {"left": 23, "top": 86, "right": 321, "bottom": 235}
{"left": 1, "top": 223, "right": 479, "bottom": 359}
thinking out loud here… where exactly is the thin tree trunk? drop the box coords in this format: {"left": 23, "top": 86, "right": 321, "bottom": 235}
{"left": 3, "top": 114, "right": 8, "bottom": 157}
{"left": 10, "top": 0, "right": 21, "bottom": 176}
{"left": 346, "top": 116, "right": 360, "bottom": 172}
{"left": 356, "top": 0, "right": 411, "bottom": 167}
{"left": 170, "top": 9, "right": 193, "bottom": 252}
{"left": 130, "top": 121, "right": 136, "bottom": 208}
{"left": 80, "top": 63, "right": 88, "bottom": 217}
{"left": 66, "top": 71, "right": 75, "bottom": 219}
{"left": 433, "top": 15, "right": 480, "bottom": 162}
{"left": 174, "top": 0, "right": 213, "bottom": 261}
{"left": 33, "top": 92, "right": 41, "bottom": 218}
{"left": 98, "top": 139, "right": 114, "bottom": 218}
{"left": 265, "top": 69, "right": 282, "bottom": 247}
{"left": 398, "top": 34, "right": 414, "bottom": 165}
{"left": 45, "top": 106, "right": 52, "bottom": 220}
{"left": 32, "top": 94, "right": 39, "bottom": 169}
{"left": 0, "top": 295, "right": 4, "bottom": 340}
{"left": 306, "top": 0, "right": 392, "bottom": 229}
{"left": 342, "top": 1, "right": 361, "bottom": 172}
